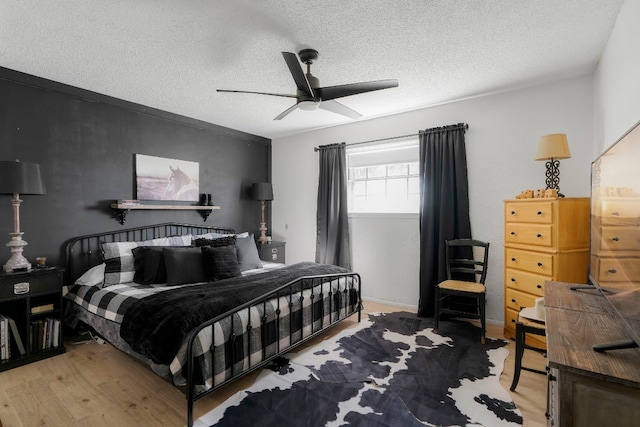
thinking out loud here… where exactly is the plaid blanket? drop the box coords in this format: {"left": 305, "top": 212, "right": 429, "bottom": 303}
{"left": 65, "top": 262, "right": 360, "bottom": 395}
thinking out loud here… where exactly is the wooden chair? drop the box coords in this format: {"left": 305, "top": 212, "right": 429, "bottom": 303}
{"left": 510, "top": 306, "right": 546, "bottom": 391}
{"left": 434, "top": 239, "right": 489, "bottom": 344}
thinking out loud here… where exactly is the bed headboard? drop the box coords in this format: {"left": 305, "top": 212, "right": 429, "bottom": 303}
{"left": 64, "top": 222, "right": 235, "bottom": 284}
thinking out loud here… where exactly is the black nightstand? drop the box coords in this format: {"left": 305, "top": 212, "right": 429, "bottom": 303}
{"left": 257, "top": 241, "right": 286, "bottom": 264}
{"left": 0, "top": 267, "right": 65, "bottom": 371}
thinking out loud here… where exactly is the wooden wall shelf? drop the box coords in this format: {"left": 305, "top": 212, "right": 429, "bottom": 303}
{"left": 111, "top": 203, "right": 220, "bottom": 224}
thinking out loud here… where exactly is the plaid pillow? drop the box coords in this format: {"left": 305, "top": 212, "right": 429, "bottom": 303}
{"left": 102, "top": 237, "right": 169, "bottom": 286}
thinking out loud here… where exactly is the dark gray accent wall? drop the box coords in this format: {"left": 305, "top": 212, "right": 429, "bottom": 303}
{"left": 0, "top": 67, "right": 271, "bottom": 269}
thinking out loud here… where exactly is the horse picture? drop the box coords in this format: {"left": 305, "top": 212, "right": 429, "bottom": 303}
{"left": 135, "top": 154, "right": 200, "bottom": 201}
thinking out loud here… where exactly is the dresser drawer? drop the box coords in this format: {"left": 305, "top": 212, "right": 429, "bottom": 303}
{"left": 504, "top": 307, "right": 546, "bottom": 349}
{"left": 596, "top": 199, "right": 640, "bottom": 220}
{"left": 505, "top": 248, "right": 554, "bottom": 276}
{"left": 505, "top": 288, "right": 538, "bottom": 312}
{"left": 0, "top": 270, "right": 61, "bottom": 300}
{"left": 599, "top": 226, "right": 640, "bottom": 251}
{"left": 596, "top": 258, "right": 640, "bottom": 282}
{"left": 505, "top": 223, "right": 553, "bottom": 247}
{"left": 505, "top": 268, "right": 546, "bottom": 296}
{"left": 505, "top": 201, "right": 554, "bottom": 224}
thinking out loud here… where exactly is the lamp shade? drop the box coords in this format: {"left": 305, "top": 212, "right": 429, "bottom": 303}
{"left": 0, "top": 160, "right": 46, "bottom": 195}
{"left": 535, "top": 134, "right": 571, "bottom": 161}
{"left": 251, "top": 182, "right": 273, "bottom": 201}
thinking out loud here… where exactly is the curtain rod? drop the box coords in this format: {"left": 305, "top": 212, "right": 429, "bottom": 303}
{"left": 314, "top": 123, "right": 468, "bottom": 152}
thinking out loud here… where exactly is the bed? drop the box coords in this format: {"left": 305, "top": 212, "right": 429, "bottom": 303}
{"left": 63, "top": 223, "right": 362, "bottom": 426}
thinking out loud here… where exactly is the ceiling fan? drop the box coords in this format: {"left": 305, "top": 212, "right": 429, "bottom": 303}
{"left": 217, "top": 49, "right": 399, "bottom": 120}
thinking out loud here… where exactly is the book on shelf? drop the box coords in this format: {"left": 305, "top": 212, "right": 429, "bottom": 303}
{"left": 31, "top": 303, "right": 54, "bottom": 314}
{"left": 117, "top": 199, "right": 141, "bottom": 205}
{"left": 0, "top": 314, "right": 7, "bottom": 360}
{"left": 8, "top": 317, "right": 25, "bottom": 356}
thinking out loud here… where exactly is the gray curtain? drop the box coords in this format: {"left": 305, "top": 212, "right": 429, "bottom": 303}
{"left": 418, "top": 123, "right": 471, "bottom": 317}
{"left": 315, "top": 143, "right": 351, "bottom": 268}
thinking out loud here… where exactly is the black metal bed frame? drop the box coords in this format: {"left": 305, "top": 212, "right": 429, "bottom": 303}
{"left": 65, "top": 222, "right": 362, "bottom": 427}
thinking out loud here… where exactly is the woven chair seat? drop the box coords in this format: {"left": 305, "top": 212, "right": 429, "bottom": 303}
{"left": 438, "top": 279, "right": 485, "bottom": 294}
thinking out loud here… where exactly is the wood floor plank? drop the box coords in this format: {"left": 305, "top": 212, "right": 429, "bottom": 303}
{"left": 0, "top": 303, "right": 548, "bottom": 426}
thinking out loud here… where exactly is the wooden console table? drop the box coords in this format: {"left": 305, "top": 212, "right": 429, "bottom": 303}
{"left": 545, "top": 282, "right": 640, "bottom": 426}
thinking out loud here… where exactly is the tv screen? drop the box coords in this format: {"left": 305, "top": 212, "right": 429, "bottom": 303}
{"left": 589, "top": 119, "right": 640, "bottom": 351}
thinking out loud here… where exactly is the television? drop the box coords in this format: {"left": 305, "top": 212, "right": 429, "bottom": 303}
{"left": 589, "top": 119, "right": 640, "bottom": 352}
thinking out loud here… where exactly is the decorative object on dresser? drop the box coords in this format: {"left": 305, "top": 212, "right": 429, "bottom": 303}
{"left": 0, "top": 268, "right": 64, "bottom": 370}
{"left": 257, "top": 240, "right": 285, "bottom": 263}
{"left": 503, "top": 197, "right": 589, "bottom": 349}
{"left": 535, "top": 133, "right": 571, "bottom": 197}
{"left": 251, "top": 182, "right": 274, "bottom": 244}
{"left": 0, "top": 160, "right": 46, "bottom": 272}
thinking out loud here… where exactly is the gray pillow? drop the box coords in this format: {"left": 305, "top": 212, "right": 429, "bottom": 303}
{"left": 235, "top": 234, "right": 263, "bottom": 271}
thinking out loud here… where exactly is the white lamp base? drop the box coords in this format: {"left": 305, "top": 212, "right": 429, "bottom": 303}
{"left": 4, "top": 232, "right": 32, "bottom": 272}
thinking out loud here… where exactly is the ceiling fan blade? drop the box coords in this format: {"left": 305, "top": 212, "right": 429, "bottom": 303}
{"left": 282, "top": 52, "right": 314, "bottom": 97}
{"left": 273, "top": 104, "right": 298, "bottom": 120}
{"left": 315, "top": 79, "right": 398, "bottom": 101}
{"left": 217, "top": 89, "right": 297, "bottom": 99}
{"left": 319, "top": 100, "right": 362, "bottom": 119}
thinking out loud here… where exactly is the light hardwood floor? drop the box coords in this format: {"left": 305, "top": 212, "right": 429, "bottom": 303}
{"left": 0, "top": 301, "right": 547, "bottom": 426}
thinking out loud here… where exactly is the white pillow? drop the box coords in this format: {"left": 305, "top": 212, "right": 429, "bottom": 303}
{"left": 75, "top": 263, "right": 106, "bottom": 287}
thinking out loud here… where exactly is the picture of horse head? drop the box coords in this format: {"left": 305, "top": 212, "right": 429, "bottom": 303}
{"left": 135, "top": 154, "right": 200, "bottom": 202}
{"left": 164, "top": 165, "right": 199, "bottom": 201}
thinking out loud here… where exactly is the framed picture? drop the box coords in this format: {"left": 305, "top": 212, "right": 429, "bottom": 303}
{"left": 135, "top": 154, "right": 199, "bottom": 202}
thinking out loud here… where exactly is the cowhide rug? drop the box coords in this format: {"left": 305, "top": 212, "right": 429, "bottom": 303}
{"left": 195, "top": 311, "right": 522, "bottom": 427}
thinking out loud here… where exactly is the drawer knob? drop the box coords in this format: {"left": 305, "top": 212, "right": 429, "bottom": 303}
{"left": 511, "top": 319, "right": 516, "bottom": 323}
{"left": 536, "top": 233, "right": 542, "bottom": 238}
{"left": 612, "top": 211, "right": 620, "bottom": 216}
{"left": 537, "top": 262, "right": 543, "bottom": 267}
{"left": 511, "top": 210, "right": 516, "bottom": 215}
{"left": 511, "top": 257, "right": 517, "bottom": 262}
{"left": 612, "top": 236, "right": 619, "bottom": 242}
{"left": 537, "top": 284, "right": 542, "bottom": 289}
{"left": 511, "top": 278, "right": 516, "bottom": 282}
{"left": 511, "top": 298, "right": 516, "bottom": 303}
{"left": 537, "top": 211, "right": 542, "bottom": 215}
{"left": 510, "top": 231, "right": 516, "bottom": 235}
{"left": 608, "top": 269, "right": 617, "bottom": 274}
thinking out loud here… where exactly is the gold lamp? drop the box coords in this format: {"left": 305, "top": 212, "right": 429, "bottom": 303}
{"left": 535, "top": 134, "right": 571, "bottom": 197}
{"left": 0, "top": 160, "right": 46, "bottom": 272}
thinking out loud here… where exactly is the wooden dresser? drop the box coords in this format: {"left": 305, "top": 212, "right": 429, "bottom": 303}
{"left": 590, "top": 196, "right": 640, "bottom": 290}
{"left": 503, "top": 198, "right": 590, "bottom": 348}
{"left": 545, "top": 282, "right": 640, "bottom": 426}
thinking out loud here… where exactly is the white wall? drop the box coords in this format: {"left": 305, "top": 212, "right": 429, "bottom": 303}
{"left": 594, "top": 0, "right": 640, "bottom": 154}
{"left": 272, "top": 75, "right": 593, "bottom": 323}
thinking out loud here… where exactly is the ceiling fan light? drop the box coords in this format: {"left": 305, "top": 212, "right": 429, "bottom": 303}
{"left": 298, "top": 100, "right": 319, "bottom": 111}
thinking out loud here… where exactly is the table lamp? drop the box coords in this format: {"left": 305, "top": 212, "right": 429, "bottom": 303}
{"left": 0, "top": 160, "right": 46, "bottom": 272}
{"left": 251, "top": 182, "right": 273, "bottom": 244}
{"left": 535, "top": 134, "right": 571, "bottom": 197}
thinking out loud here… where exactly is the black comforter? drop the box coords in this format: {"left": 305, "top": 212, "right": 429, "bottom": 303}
{"left": 120, "top": 262, "right": 350, "bottom": 364}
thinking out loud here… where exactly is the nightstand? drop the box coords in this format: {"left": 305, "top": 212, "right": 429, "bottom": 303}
{"left": 257, "top": 241, "right": 286, "bottom": 263}
{"left": 0, "top": 267, "right": 65, "bottom": 371}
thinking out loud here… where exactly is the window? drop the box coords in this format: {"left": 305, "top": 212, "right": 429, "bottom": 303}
{"left": 347, "top": 139, "right": 419, "bottom": 213}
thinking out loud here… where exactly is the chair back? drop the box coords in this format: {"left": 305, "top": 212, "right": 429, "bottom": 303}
{"left": 445, "top": 239, "right": 489, "bottom": 284}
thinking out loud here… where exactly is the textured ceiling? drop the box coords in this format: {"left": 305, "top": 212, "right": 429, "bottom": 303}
{"left": 0, "top": 0, "right": 624, "bottom": 139}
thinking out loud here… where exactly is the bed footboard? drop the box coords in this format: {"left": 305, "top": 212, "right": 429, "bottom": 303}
{"left": 184, "top": 271, "right": 362, "bottom": 427}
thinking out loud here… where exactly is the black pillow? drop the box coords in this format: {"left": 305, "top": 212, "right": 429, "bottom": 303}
{"left": 132, "top": 246, "right": 167, "bottom": 284}
{"left": 162, "top": 247, "right": 208, "bottom": 286}
{"left": 192, "top": 235, "right": 237, "bottom": 248}
{"left": 201, "top": 245, "right": 242, "bottom": 281}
